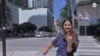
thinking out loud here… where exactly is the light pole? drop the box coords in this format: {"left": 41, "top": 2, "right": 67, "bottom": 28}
{"left": 1, "top": 0, "right": 7, "bottom": 56}
{"left": 2, "top": 27, "right": 6, "bottom": 56}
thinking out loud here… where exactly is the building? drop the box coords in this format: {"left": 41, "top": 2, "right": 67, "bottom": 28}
{"left": 6, "top": 0, "right": 19, "bottom": 25}
{"left": 7, "top": 0, "right": 54, "bottom": 30}
{"left": 8, "top": 0, "right": 34, "bottom": 9}
{"left": 28, "top": 0, "right": 34, "bottom": 8}
{"left": 77, "top": 0, "right": 100, "bottom": 26}
{"left": 18, "top": 0, "right": 54, "bottom": 29}
{"left": 19, "top": 8, "right": 54, "bottom": 29}
{"left": 76, "top": 0, "right": 100, "bottom": 35}
{"left": 34, "top": 0, "right": 48, "bottom": 8}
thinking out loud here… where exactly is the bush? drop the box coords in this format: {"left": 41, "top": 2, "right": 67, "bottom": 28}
{"left": 39, "top": 26, "right": 53, "bottom": 32}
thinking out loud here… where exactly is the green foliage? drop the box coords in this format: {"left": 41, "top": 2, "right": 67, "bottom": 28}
{"left": 60, "top": 5, "right": 71, "bottom": 19}
{"left": 58, "top": 18, "right": 66, "bottom": 27}
{"left": 39, "top": 26, "right": 52, "bottom": 32}
{"left": 13, "top": 23, "right": 21, "bottom": 33}
{"left": 13, "top": 22, "right": 37, "bottom": 33}
{"left": 20, "top": 22, "right": 37, "bottom": 32}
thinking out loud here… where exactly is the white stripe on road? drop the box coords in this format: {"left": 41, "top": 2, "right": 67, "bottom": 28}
{"left": 90, "top": 40, "right": 100, "bottom": 48}
{"left": 11, "top": 51, "right": 40, "bottom": 56}
{"left": 77, "top": 49, "right": 100, "bottom": 52}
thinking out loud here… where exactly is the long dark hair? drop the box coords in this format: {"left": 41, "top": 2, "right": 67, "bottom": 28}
{"left": 62, "top": 19, "right": 73, "bottom": 28}
{"left": 62, "top": 19, "right": 76, "bottom": 38}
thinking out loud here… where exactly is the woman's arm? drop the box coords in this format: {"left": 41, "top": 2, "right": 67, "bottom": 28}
{"left": 43, "top": 35, "right": 61, "bottom": 55}
{"left": 65, "top": 35, "right": 73, "bottom": 53}
{"left": 43, "top": 42, "right": 53, "bottom": 55}
{"left": 74, "top": 36, "right": 79, "bottom": 48}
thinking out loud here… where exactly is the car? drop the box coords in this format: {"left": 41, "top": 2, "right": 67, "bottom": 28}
{"left": 35, "top": 31, "right": 52, "bottom": 37}
{"left": 35, "top": 31, "right": 44, "bottom": 37}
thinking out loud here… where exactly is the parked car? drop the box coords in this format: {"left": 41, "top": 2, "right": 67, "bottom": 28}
{"left": 35, "top": 31, "right": 44, "bottom": 37}
{"left": 35, "top": 31, "right": 52, "bottom": 37}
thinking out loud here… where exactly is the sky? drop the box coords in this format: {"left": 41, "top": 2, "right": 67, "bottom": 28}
{"left": 54, "top": 0, "right": 66, "bottom": 19}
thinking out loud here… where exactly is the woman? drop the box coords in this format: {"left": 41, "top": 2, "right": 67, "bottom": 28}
{"left": 43, "top": 19, "right": 79, "bottom": 56}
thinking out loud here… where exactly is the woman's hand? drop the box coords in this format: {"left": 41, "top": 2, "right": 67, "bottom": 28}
{"left": 42, "top": 42, "right": 53, "bottom": 55}
{"left": 67, "top": 46, "right": 72, "bottom": 52}
{"left": 65, "top": 35, "right": 73, "bottom": 53}
{"left": 42, "top": 47, "right": 49, "bottom": 55}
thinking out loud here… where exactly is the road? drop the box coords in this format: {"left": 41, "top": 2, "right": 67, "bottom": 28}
{"left": 0, "top": 36, "right": 100, "bottom": 56}
{"left": 0, "top": 37, "right": 56, "bottom": 56}
{"left": 75, "top": 36, "right": 100, "bottom": 56}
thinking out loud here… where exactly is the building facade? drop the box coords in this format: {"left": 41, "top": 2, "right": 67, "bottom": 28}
{"left": 34, "top": 0, "right": 48, "bottom": 8}
{"left": 8, "top": 0, "right": 34, "bottom": 9}
{"left": 6, "top": 0, "right": 19, "bottom": 24}
{"left": 8, "top": 0, "right": 54, "bottom": 30}
{"left": 77, "top": 0, "right": 100, "bottom": 26}
{"left": 76, "top": 0, "right": 100, "bottom": 35}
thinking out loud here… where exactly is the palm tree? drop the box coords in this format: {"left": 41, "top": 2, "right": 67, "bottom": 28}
{"left": 60, "top": 4, "right": 71, "bottom": 20}
{"left": 59, "top": 4, "right": 71, "bottom": 26}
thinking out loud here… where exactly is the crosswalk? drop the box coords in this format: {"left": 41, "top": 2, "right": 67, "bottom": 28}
{"left": 0, "top": 36, "right": 100, "bottom": 56}
{"left": 75, "top": 36, "right": 100, "bottom": 56}
{"left": 34, "top": 36, "right": 100, "bottom": 56}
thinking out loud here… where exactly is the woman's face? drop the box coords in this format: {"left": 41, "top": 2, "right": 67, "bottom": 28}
{"left": 63, "top": 21, "right": 72, "bottom": 32}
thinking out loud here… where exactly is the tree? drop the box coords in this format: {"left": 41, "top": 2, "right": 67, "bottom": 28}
{"left": 58, "top": 19, "right": 66, "bottom": 27}
{"left": 13, "top": 23, "right": 21, "bottom": 33}
{"left": 20, "top": 22, "right": 37, "bottom": 33}
{"left": 39, "top": 26, "right": 52, "bottom": 32}
{"left": 60, "top": 4, "right": 71, "bottom": 19}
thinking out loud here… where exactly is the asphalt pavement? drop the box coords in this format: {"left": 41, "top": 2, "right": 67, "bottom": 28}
{"left": 0, "top": 36, "right": 100, "bottom": 56}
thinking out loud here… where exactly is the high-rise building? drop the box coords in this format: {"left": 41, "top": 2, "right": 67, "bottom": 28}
{"left": 28, "top": 0, "right": 54, "bottom": 29}
{"left": 28, "top": 0, "right": 34, "bottom": 8}
{"left": 8, "top": 0, "right": 34, "bottom": 9}
{"left": 35, "top": 0, "right": 47, "bottom": 8}
{"left": 76, "top": 0, "right": 100, "bottom": 35}
{"left": 7, "top": 0, "right": 54, "bottom": 30}
{"left": 8, "top": 0, "right": 53, "bottom": 14}
{"left": 34, "top": 0, "right": 53, "bottom": 13}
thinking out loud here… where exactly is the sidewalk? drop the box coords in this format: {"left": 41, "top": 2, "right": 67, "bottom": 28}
{"left": 0, "top": 36, "right": 100, "bottom": 56}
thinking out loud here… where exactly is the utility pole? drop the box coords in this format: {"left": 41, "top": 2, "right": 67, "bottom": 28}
{"left": 1, "top": 0, "right": 6, "bottom": 56}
